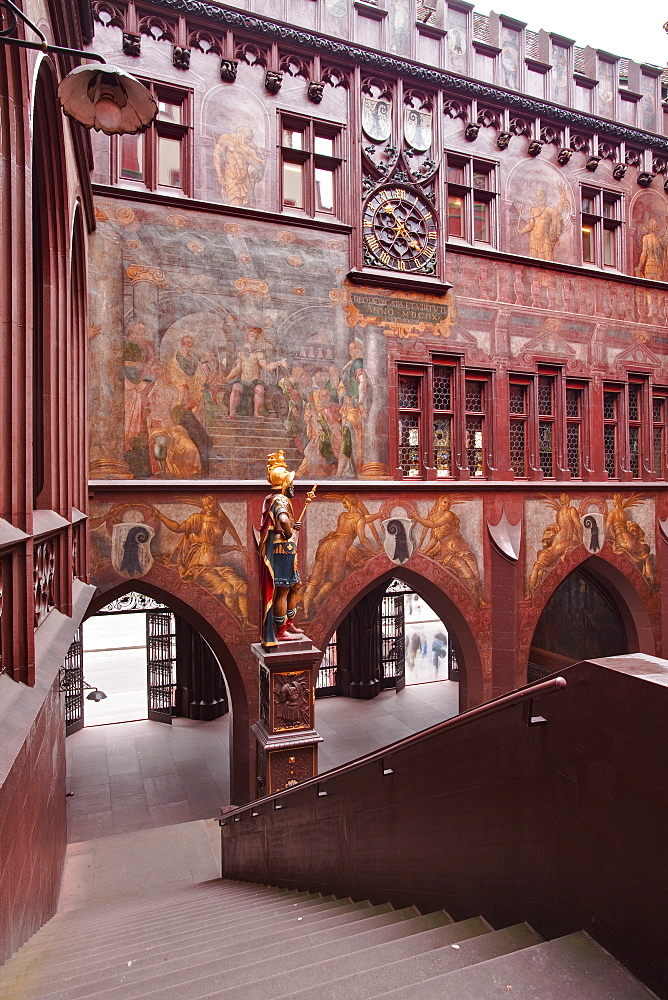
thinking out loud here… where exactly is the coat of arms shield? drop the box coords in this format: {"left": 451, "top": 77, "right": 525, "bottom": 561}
{"left": 581, "top": 512, "right": 605, "bottom": 553}
{"left": 404, "top": 107, "right": 432, "bottom": 151}
{"left": 382, "top": 517, "right": 416, "bottom": 564}
{"left": 111, "top": 522, "right": 155, "bottom": 578}
{"left": 362, "top": 96, "right": 392, "bottom": 143}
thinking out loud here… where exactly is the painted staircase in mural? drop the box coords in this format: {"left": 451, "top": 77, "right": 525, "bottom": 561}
{"left": 208, "top": 415, "right": 302, "bottom": 479}
{"left": 0, "top": 856, "right": 654, "bottom": 1000}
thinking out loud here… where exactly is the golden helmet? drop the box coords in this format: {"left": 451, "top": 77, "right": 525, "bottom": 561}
{"left": 266, "top": 450, "right": 295, "bottom": 493}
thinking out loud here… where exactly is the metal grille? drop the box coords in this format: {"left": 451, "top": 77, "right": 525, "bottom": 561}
{"left": 567, "top": 423, "right": 581, "bottom": 478}
{"left": 653, "top": 398, "right": 664, "bottom": 422}
{"left": 398, "top": 374, "right": 419, "bottom": 409}
{"left": 472, "top": 11, "right": 489, "bottom": 40}
{"left": 628, "top": 384, "right": 640, "bottom": 421}
{"left": 465, "top": 379, "right": 483, "bottom": 412}
{"left": 603, "top": 392, "right": 617, "bottom": 420}
{"left": 398, "top": 416, "right": 420, "bottom": 477}
{"left": 59, "top": 630, "right": 84, "bottom": 735}
{"left": 537, "top": 376, "right": 553, "bottom": 416}
{"left": 509, "top": 420, "right": 525, "bottom": 476}
{"left": 629, "top": 426, "right": 640, "bottom": 478}
{"left": 566, "top": 389, "right": 581, "bottom": 418}
{"left": 509, "top": 384, "right": 526, "bottom": 414}
{"left": 604, "top": 425, "right": 616, "bottom": 477}
{"left": 525, "top": 29, "right": 540, "bottom": 60}
{"left": 98, "top": 592, "right": 167, "bottom": 614}
{"left": 379, "top": 581, "right": 409, "bottom": 688}
{"left": 433, "top": 417, "right": 452, "bottom": 476}
{"left": 432, "top": 367, "right": 452, "bottom": 410}
{"left": 654, "top": 427, "right": 664, "bottom": 477}
{"left": 539, "top": 421, "right": 553, "bottom": 477}
{"left": 147, "top": 611, "right": 176, "bottom": 723}
{"left": 316, "top": 631, "right": 338, "bottom": 695}
{"left": 466, "top": 417, "right": 484, "bottom": 476}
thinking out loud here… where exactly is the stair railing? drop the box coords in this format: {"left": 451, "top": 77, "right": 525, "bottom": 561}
{"left": 221, "top": 675, "right": 566, "bottom": 822}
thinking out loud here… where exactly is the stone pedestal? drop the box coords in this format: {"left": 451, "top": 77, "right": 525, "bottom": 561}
{"left": 251, "top": 638, "right": 323, "bottom": 798}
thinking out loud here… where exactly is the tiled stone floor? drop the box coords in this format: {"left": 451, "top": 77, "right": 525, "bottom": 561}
{"left": 66, "top": 680, "right": 460, "bottom": 844}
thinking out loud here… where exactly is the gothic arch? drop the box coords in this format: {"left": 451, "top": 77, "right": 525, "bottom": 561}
{"left": 86, "top": 578, "right": 253, "bottom": 803}
{"left": 307, "top": 554, "right": 487, "bottom": 710}
{"left": 527, "top": 554, "right": 656, "bottom": 672}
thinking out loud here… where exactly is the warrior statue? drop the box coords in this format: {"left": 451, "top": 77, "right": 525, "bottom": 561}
{"left": 258, "top": 451, "right": 316, "bottom": 648}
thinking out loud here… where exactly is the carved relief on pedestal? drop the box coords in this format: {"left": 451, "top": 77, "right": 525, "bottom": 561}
{"left": 273, "top": 670, "right": 311, "bottom": 731}
{"left": 268, "top": 747, "right": 315, "bottom": 791}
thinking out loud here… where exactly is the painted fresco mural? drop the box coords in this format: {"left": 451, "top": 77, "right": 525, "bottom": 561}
{"left": 525, "top": 493, "right": 657, "bottom": 597}
{"left": 88, "top": 203, "right": 397, "bottom": 482}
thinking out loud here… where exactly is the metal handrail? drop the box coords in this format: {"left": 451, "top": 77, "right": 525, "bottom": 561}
{"left": 221, "top": 675, "right": 567, "bottom": 823}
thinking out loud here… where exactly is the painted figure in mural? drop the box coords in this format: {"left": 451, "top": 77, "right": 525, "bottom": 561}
{"left": 337, "top": 340, "right": 366, "bottom": 477}
{"left": 226, "top": 327, "right": 288, "bottom": 419}
{"left": 413, "top": 497, "right": 483, "bottom": 602}
{"left": 213, "top": 125, "right": 265, "bottom": 207}
{"left": 297, "top": 371, "right": 342, "bottom": 478}
{"left": 258, "top": 451, "right": 317, "bottom": 647}
{"left": 517, "top": 184, "right": 570, "bottom": 261}
{"left": 279, "top": 366, "right": 310, "bottom": 452}
{"left": 635, "top": 217, "right": 665, "bottom": 281}
{"left": 527, "top": 494, "right": 583, "bottom": 594}
{"left": 302, "top": 495, "right": 382, "bottom": 616}
{"left": 200, "top": 350, "right": 228, "bottom": 421}
{"left": 124, "top": 323, "right": 156, "bottom": 467}
{"left": 146, "top": 372, "right": 201, "bottom": 479}
{"left": 167, "top": 335, "right": 214, "bottom": 475}
{"left": 605, "top": 494, "right": 655, "bottom": 586}
{"left": 150, "top": 495, "right": 251, "bottom": 625}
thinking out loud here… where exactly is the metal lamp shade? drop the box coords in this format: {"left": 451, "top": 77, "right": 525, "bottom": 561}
{"left": 86, "top": 688, "right": 107, "bottom": 702}
{"left": 58, "top": 64, "right": 157, "bottom": 135}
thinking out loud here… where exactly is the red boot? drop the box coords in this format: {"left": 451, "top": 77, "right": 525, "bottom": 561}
{"left": 284, "top": 617, "right": 305, "bottom": 635}
{"left": 275, "top": 623, "right": 302, "bottom": 641}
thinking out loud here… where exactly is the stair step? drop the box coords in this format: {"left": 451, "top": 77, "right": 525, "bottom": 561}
{"left": 266, "top": 923, "right": 541, "bottom": 1000}
{"left": 12, "top": 902, "right": 399, "bottom": 996}
{"left": 370, "top": 932, "right": 657, "bottom": 1000}
{"left": 2, "top": 896, "right": 359, "bottom": 983}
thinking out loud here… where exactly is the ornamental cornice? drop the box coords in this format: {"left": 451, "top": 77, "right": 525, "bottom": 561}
{"left": 152, "top": 0, "right": 668, "bottom": 154}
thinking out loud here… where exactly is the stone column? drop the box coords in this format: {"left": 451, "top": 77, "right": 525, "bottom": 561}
{"left": 361, "top": 327, "right": 391, "bottom": 478}
{"left": 251, "top": 638, "right": 322, "bottom": 798}
{"left": 88, "top": 231, "right": 131, "bottom": 478}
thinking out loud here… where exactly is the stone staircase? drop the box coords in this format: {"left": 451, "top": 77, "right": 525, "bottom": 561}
{"left": 0, "top": 869, "right": 656, "bottom": 1000}
{"left": 207, "top": 416, "right": 302, "bottom": 479}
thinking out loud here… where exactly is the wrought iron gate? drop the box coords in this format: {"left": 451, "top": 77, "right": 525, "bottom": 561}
{"left": 146, "top": 610, "right": 176, "bottom": 724}
{"left": 60, "top": 629, "right": 84, "bottom": 736}
{"left": 316, "top": 631, "right": 338, "bottom": 697}
{"left": 379, "top": 579, "right": 408, "bottom": 691}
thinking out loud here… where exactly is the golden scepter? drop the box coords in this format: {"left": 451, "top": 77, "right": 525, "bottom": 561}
{"left": 294, "top": 485, "right": 317, "bottom": 529}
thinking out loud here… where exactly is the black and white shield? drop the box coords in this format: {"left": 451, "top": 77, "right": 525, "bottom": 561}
{"left": 404, "top": 107, "right": 432, "bottom": 151}
{"left": 362, "top": 96, "right": 392, "bottom": 143}
{"left": 111, "top": 522, "right": 155, "bottom": 577}
{"left": 382, "top": 518, "right": 416, "bottom": 564}
{"left": 581, "top": 513, "right": 604, "bottom": 554}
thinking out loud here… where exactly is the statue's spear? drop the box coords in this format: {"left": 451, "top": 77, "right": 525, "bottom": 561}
{"left": 295, "top": 485, "right": 317, "bottom": 527}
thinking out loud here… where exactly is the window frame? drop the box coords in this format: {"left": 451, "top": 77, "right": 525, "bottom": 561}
{"left": 565, "top": 381, "right": 586, "bottom": 479}
{"left": 115, "top": 81, "right": 192, "bottom": 196}
{"left": 395, "top": 357, "right": 491, "bottom": 480}
{"left": 445, "top": 153, "right": 498, "bottom": 247}
{"left": 603, "top": 383, "right": 623, "bottom": 479}
{"left": 279, "top": 113, "right": 344, "bottom": 219}
{"left": 652, "top": 390, "right": 668, "bottom": 479}
{"left": 580, "top": 185, "right": 623, "bottom": 270}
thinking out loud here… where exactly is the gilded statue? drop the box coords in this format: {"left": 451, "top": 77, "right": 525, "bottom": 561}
{"left": 635, "top": 217, "right": 665, "bottom": 281}
{"left": 258, "top": 451, "right": 316, "bottom": 647}
{"left": 517, "top": 183, "right": 570, "bottom": 261}
{"left": 150, "top": 495, "right": 251, "bottom": 625}
{"left": 413, "top": 496, "right": 484, "bottom": 602}
{"left": 302, "top": 495, "right": 382, "bottom": 616}
{"left": 527, "top": 494, "right": 583, "bottom": 595}
{"left": 605, "top": 493, "right": 655, "bottom": 586}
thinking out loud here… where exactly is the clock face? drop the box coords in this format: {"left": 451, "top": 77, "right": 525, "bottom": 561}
{"left": 363, "top": 186, "right": 438, "bottom": 273}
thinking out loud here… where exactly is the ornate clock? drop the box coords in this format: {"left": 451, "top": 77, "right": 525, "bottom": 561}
{"left": 363, "top": 185, "right": 438, "bottom": 274}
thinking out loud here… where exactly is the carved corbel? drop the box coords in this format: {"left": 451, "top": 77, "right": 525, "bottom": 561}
{"left": 265, "top": 70, "right": 283, "bottom": 94}
{"left": 220, "top": 58, "right": 238, "bottom": 82}
{"left": 586, "top": 155, "right": 600, "bottom": 172}
{"left": 122, "top": 32, "right": 140, "bottom": 56}
{"left": 464, "top": 123, "right": 480, "bottom": 141}
{"left": 557, "top": 147, "right": 572, "bottom": 165}
{"left": 307, "top": 81, "right": 324, "bottom": 103}
{"left": 527, "top": 140, "right": 542, "bottom": 157}
{"left": 637, "top": 171, "right": 654, "bottom": 187}
{"left": 173, "top": 45, "right": 190, "bottom": 69}
{"left": 612, "top": 163, "right": 627, "bottom": 180}
{"left": 496, "top": 131, "right": 511, "bottom": 150}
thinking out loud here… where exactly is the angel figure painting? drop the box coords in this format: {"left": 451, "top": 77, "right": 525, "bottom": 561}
{"left": 605, "top": 494, "right": 655, "bottom": 587}
{"left": 527, "top": 494, "right": 583, "bottom": 595}
{"left": 302, "top": 496, "right": 383, "bottom": 616}
{"left": 148, "top": 494, "right": 251, "bottom": 625}
{"left": 413, "top": 496, "right": 484, "bottom": 603}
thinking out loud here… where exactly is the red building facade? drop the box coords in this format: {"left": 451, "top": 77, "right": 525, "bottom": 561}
{"left": 82, "top": 0, "right": 668, "bottom": 805}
